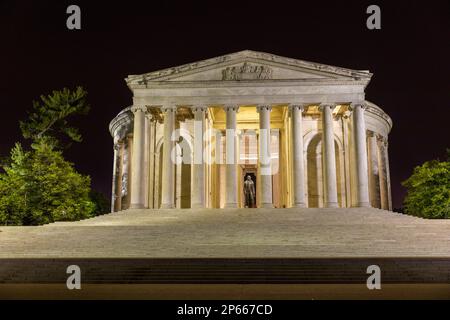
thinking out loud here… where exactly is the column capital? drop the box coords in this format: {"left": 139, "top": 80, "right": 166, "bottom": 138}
{"left": 376, "top": 133, "right": 385, "bottom": 141}
{"left": 144, "top": 112, "right": 155, "bottom": 122}
{"left": 256, "top": 104, "right": 272, "bottom": 113}
{"left": 288, "top": 104, "right": 307, "bottom": 112}
{"left": 191, "top": 105, "right": 208, "bottom": 113}
{"left": 160, "top": 106, "right": 177, "bottom": 113}
{"left": 318, "top": 103, "right": 336, "bottom": 112}
{"left": 144, "top": 107, "right": 163, "bottom": 123}
{"left": 367, "top": 130, "right": 376, "bottom": 138}
{"left": 342, "top": 109, "right": 353, "bottom": 119}
{"left": 113, "top": 142, "right": 122, "bottom": 151}
{"left": 333, "top": 113, "right": 346, "bottom": 120}
{"left": 348, "top": 102, "right": 367, "bottom": 111}
{"left": 131, "top": 105, "right": 147, "bottom": 113}
{"left": 376, "top": 134, "right": 388, "bottom": 147}
{"left": 223, "top": 105, "right": 239, "bottom": 112}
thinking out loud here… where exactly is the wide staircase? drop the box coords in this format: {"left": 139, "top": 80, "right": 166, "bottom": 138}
{"left": 0, "top": 207, "right": 449, "bottom": 298}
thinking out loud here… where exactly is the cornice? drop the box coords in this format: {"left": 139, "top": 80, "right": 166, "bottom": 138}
{"left": 126, "top": 50, "right": 372, "bottom": 86}
{"left": 365, "top": 100, "right": 393, "bottom": 131}
{"left": 109, "top": 106, "right": 133, "bottom": 138}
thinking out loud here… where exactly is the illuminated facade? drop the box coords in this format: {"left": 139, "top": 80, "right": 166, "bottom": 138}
{"left": 109, "top": 50, "right": 392, "bottom": 211}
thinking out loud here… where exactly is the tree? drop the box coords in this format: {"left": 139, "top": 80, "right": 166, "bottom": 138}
{"left": 20, "top": 86, "right": 89, "bottom": 149}
{"left": 89, "top": 190, "right": 110, "bottom": 216}
{"left": 402, "top": 150, "right": 450, "bottom": 219}
{"left": 0, "top": 142, "right": 95, "bottom": 225}
{"left": 0, "top": 87, "right": 98, "bottom": 226}
{"left": 0, "top": 144, "right": 29, "bottom": 225}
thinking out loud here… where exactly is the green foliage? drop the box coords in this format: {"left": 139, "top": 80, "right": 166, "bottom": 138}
{"left": 0, "top": 141, "right": 95, "bottom": 225}
{"left": 0, "top": 87, "right": 99, "bottom": 226}
{"left": 402, "top": 150, "right": 450, "bottom": 219}
{"left": 20, "top": 86, "right": 90, "bottom": 149}
{"left": 89, "top": 190, "right": 110, "bottom": 216}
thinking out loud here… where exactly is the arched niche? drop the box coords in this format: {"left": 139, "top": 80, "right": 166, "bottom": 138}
{"left": 304, "top": 132, "right": 346, "bottom": 208}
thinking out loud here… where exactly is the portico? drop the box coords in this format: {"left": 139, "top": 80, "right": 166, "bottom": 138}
{"left": 109, "top": 50, "right": 393, "bottom": 210}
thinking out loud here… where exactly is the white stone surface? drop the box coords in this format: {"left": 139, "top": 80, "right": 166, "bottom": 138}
{"left": 320, "top": 104, "right": 338, "bottom": 208}
{"left": 1, "top": 208, "right": 449, "bottom": 258}
{"left": 191, "top": 106, "right": 207, "bottom": 208}
{"left": 130, "top": 106, "right": 146, "bottom": 209}
{"left": 352, "top": 104, "right": 370, "bottom": 207}
{"left": 290, "top": 105, "right": 307, "bottom": 207}
{"left": 224, "top": 106, "right": 239, "bottom": 208}
{"left": 160, "top": 106, "right": 176, "bottom": 209}
{"left": 257, "top": 105, "right": 273, "bottom": 208}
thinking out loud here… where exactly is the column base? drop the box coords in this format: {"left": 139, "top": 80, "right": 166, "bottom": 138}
{"left": 260, "top": 203, "right": 274, "bottom": 208}
{"left": 293, "top": 203, "right": 307, "bottom": 208}
{"left": 325, "top": 202, "right": 339, "bottom": 208}
{"left": 191, "top": 203, "right": 205, "bottom": 209}
{"left": 129, "top": 203, "right": 145, "bottom": 209}
{"left": 356, "top": 202, "right": 371, "bottom": 208}
{"left": 160, "top": 203, "right": 175, "bottom": 209}
{"left": 224, "top": 203, "right": 238, "bottom": 209}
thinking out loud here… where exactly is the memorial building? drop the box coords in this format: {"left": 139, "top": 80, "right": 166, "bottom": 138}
{"left": 109, "top": 50, "right": 392, "bottom": 211}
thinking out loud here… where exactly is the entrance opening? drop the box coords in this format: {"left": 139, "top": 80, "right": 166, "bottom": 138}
{"left": 212, "top": 106, "right": 284, "bottom": 208}
{"left": 242, "top": 169, "right": 257, "bottom": 208}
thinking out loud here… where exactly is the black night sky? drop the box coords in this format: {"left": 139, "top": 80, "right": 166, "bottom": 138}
{"left": 0, "top": 0, "right": 449, "bottom": 209}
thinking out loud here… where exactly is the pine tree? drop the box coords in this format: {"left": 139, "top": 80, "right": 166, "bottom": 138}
{"left": 0, "top": 142, "right": 95, "bottom": 225}
{"left": 20, "top": 86, "right": 90, "bottom": 149}
{"left": 0, "top": 87, "right": 98, "bottom": 225}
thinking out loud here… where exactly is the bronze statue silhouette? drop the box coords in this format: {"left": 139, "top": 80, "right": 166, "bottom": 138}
{"left": 243, "top": 175, "right": 255, "bottom": 208}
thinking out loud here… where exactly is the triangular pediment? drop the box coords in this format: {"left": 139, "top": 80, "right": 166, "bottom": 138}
{"left": 126, "top": 50, "right": 372, "bottom": 85}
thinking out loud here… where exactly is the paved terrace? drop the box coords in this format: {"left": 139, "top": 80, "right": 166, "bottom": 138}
{"left": 1, "top": 208, "right": 449, "bottom": 258}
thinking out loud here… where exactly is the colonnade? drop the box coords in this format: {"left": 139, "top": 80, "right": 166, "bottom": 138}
{"left": 126, "top": 103, "right": 372, "bottom": 209}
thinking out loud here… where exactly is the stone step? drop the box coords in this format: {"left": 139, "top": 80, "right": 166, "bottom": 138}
{"left": 2, "top": 208, "right": 449, "bottom": 259}
{"left": 0, "top": 258, "right": 449, "bottom": 284}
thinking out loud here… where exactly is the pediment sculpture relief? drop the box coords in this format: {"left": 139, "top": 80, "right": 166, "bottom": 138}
{"left": 222, "top": 62, "right": 273, "bottom": 80}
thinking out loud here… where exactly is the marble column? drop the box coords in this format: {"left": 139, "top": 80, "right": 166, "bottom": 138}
{"left": 116, "top": 142, "right": 124, "bottom": 211}
{"left": 111, "top": 141, "right": 121, "bottom": 212}
{"left": 160, "top": 106, "right": 176, "bottom": 209}
{"left": 290, "top": 104, "right": 307, "bottom": 208}
{"left": 377, "top": 135, "right": 389, "bottom": 210}
{"left": 351, "top": 103, "right": 370, "bottom": 207}
{"left": 224, "top": 105, "right": 239, "bottom": 208}
{"left": 385, "top": 141, "right": 393, "bottom": 210}
{"left": 191, "top": 106, "right": 207, "bottom": 208}
{"left": 121, "top": 135, "right": 133, "bottom": 209}
{"left": 341, "top": 111, "right": 352, "bottom": 207}
{"left": 215, "top": 130, "right": 224, "bottom": 208}
{"left": 257, "top": 105, "right": 273, "bottom": 208}
{"left": 319, "top": 104, "right": 339, "bottom": 208}
{"left": 367, "top": 131, "right": 381, "bottom": 208}
{"left": 146, "top": 114, "right": 157, "bottom": 209}
{"left": 130, "top": 106, "right": 146, "bottom": 209}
